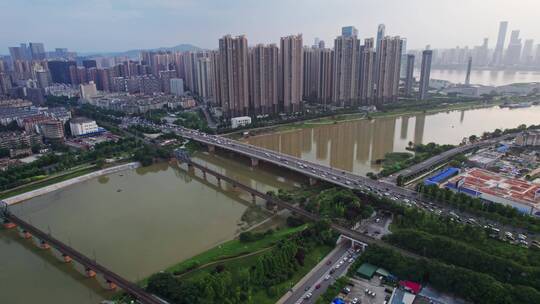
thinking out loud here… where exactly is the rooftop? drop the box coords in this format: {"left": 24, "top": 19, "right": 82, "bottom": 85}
{"left": 70, "top": 117, "right": 94, "bottom": 124}
{"left": 447, "top": 168, "right": 540, "bottom": 208}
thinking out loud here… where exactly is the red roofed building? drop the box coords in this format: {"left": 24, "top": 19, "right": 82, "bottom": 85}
{"left": 399, "top": 280, "right": 422, "bottom": 294}
{"left": 446, "top": 168, "right": 540, "bottom": 216}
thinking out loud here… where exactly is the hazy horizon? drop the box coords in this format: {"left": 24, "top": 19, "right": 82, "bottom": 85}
{"left": 2, "top": 0, "right": 540, "bottom": 54}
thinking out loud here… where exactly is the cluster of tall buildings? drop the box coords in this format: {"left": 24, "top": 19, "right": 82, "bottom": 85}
{"left": 415, "top": 21, "right": 540, "bottom": 69}
{"left": 2, "top": 24, "right": 427, "bottom": 118}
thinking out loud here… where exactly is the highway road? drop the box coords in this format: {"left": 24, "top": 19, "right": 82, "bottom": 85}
{"left": 282, "top": 244, "right": 352, "bottom": 304}
{"left": 143, "top": 123, "right": 535, "bottom": 241}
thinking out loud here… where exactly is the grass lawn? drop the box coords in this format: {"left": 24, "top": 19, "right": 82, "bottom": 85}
{"left": 165, "top": 225, "right": 308, "bottom": 275}
{"left": 0, "top": 166, "right": 97, "bottom": 199}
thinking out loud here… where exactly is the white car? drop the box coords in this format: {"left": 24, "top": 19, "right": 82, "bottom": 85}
{"left": 324, "top": 274, "right": 331, "bottom": 281}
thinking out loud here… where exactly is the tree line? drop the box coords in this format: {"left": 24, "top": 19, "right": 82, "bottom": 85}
{"left": 146, "top": 222, "right": 337, "bottom": 304}
{"left": 416, "top": 183, "right": 540, "bottom": 232}
{"left": 352, "top": 245, "right": 540, "bottom": 304}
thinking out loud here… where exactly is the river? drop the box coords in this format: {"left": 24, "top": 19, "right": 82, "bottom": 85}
{"left": 245, "top": 105, "right": 540, "bottom": 176}
{"left": 416, "top": 68, "right": 540, "bottom": 86}
{"left": 1, "top": 105, "right": 539, "bottom": 303}
{"left": 0, "top": 153, "right": 301, "bottom": 304}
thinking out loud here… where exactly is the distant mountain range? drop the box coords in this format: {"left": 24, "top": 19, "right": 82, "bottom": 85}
{"left": 78, "top": 43, "right": 202, "bottom": 58}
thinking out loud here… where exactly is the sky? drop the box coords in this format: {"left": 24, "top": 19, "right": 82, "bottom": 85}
{"left": 1, "top": 0, "right": 540, "bottom": 54}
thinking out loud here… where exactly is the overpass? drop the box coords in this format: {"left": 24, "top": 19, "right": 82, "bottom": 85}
{"left": 0, "top": 202, "right": 164, "bottom": 304}
{"left": 176, "top": 152, "right": 419, "bottom": 259}
{"left": 165, "top": 126, "right": 432, "bottom": 203}
{"left": 390, "top": 134, "right": 514, "bottom": 185}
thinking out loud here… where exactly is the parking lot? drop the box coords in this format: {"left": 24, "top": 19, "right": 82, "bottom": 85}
{"left": 338, "top": 277, "right": 391, "bottom": 304}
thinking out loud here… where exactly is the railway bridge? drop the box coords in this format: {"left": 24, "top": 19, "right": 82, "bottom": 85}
{"left": 1, "top": 202, "right": 165, "bottom": 304}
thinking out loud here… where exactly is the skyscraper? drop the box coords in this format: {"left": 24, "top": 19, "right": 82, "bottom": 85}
{"left": 341, "top": 26, "right": 358, "bottom": 38}
{"left": 249, "top": 44, "right": 278, "bottom": 115}
{"left": 504, "top": 30, "right": 522, "bottom": 66}
{"left": 29, "top": 43, "right": 46, "bottom": 60}
{"left": 279, "top": 34, "right": 303, "bottom": 113}
{"left": 521, "top": 39, "right": 534, "bottom": 64}
{"left": 333, "top": 31, "right": 360, "bottom": 106}
{"left": 48, "top": 60, "right": 77, "bottom": 84}
{"left": 9, "top": 46, "right": 24, "bottom": 62}
{"left": 359, "top": 38, "right": 376, "bottom": 105}
{"left": 375, "top": 24, "right": 386, "bottom": 54}
{"left": 218, "top": 35, "right": 249, "bottom": 117}
{"left": 374, "top": 24, "right": 386, "bottom": 83}
{"left": 418, "top": 50, "right": 433, "bottom": 100}
{"left": 491, "top": 21, "right": 508, "bottom": 66}
{"left": 404, "top": 54, "right": 415, "bottom": 96}
{"left": 374, "top": 36, "right": 402, "bottom": 104}
{"left": 465, "top": 56, "right": 472, "bottom": 85}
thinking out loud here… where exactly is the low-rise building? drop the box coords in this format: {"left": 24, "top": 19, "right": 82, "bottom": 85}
{"left": 80, "top": 81, "right": 98, "bottom": 100}
{"left": 231, "top": 116, "right": 252, "bottom": 129}
{"left": 40, "top": 120, "right": 65, "bottom": 142}
{"left": 69, "top": 117, "right": 101, "bottom": 136}
{"left": 446, "top": 168, "right": 540, "bottom": 216}
{"left": 0, "top": 131, "right": 42, "bottom": 150}
{"left": 515, "top": 130, "right": 540, "bottom": 147}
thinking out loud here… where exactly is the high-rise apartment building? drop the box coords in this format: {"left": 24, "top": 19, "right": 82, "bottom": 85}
{"left": 82, "top": 60, "right": 97, "bottom": 69}
{"left": 9, "top": 47, "right": 25, "bottom": 62}
{"left": 359, "top": 38, "right": 376, "bottom": 105}
{"left": 333, "top": 32, "right": 360, "bottom": 106}
{"left": 210, "top": 51, "right": 221, "bottom": 106}
{"left": 29, "top": 43, "right": 46, "bottom": 60}
{"left": 418, "top": 50, "right": 433, "bottom": 100}
{"left": 217, "top": 35, "right": 249, "bottom": 117}
{"left": 249, "top": 44, "right": 279, "bottom": 115}
{"left": 48, "top": 60, "right": 77, "bottom": 84}
{"left": 404, "top": 54, "right": 415, "bottom": 96}
{"left": 374, "top": 36, "right": 402, "bottom": 104}
{"left": 170, "top": 78, "right": 184, "bottom": 96}
{"left": 279, "top": 34, "right": 303, "bottom": 113}
{"left": 303, "top": 47, "right": 333, "bottom": 106}
{"left": 491, "top": 21, "right": 508, "bottom": 66}
{"left": 196, "top": 57, "right": 213, "bottom": 99}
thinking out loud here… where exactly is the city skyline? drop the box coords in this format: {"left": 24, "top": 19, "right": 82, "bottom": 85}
{"left": 2, "top": 0, "right": 540, "bottom": 53}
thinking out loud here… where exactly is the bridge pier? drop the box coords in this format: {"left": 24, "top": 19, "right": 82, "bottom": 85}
{"left": 17, "top": 227, "right": 32, "bottom": 239}
{"left": 23, "top": 230, "right": 32, "bottom": 239}
{"left": 208, "top": 144, "right": 215, "bottom": 153}
{"left": 85, "top": 267, "right": 97, "bottom": 278}
{"left": 39, "top": 240, "right": 50, "bottom": 250}
{"left": 63, "top": 254, "right": 73, "bottom": 263}
{"left": 203, "top": 171, "right": 207, "bottom": 179}
{"left": 251, "top": 193, "right": 257, "bottom": 204}
{"left": 309, "top": 177, "right": 318, "bottom": 186}
{"left": 217, "top": 177, "right": 222, "bottom": 187}
{"left": 106, "top": 280, "right": 118, "bottom": 291}
{"left": 2, "top": 220, "right": 16, "bottom": 229}
{"left": 250, "top": 157, "right": 259, "bottom": 167}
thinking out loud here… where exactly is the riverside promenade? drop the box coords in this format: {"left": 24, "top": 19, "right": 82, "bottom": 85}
{"left": 3, "top": 162, "right": 140, "bottom": 206}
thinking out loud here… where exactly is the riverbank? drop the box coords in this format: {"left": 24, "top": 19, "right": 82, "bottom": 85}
{"left": 231, "top": 99, "right": 505, "bottom": 139}
{"left": 2, "top": 162, "right": 140, "bottom": 205}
